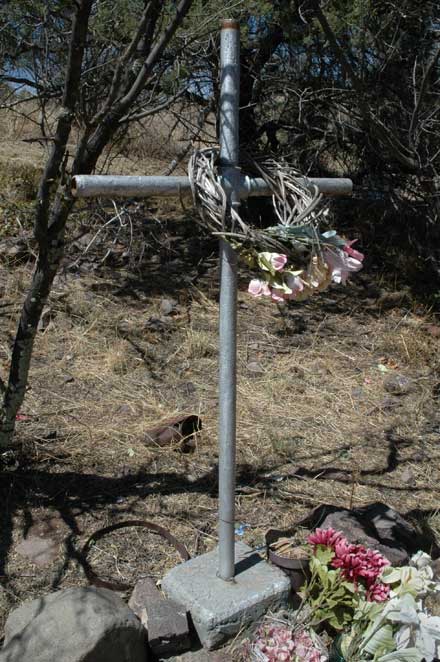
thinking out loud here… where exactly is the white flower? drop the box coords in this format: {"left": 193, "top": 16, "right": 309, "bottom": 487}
{"left": 410, "top": 551, "right": 432, "bottom": 571}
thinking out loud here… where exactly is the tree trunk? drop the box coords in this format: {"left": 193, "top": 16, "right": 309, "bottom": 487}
{"left": 0, "top": 0, "right": 193, "bottom": 448}
{"left": 0, "top": 198, "right": 72, "bottom": 447}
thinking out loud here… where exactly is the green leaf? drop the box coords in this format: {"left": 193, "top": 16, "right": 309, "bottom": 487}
{"left": 378, "top": 649, "right": 422, "bottom": 662}
{"left": 381, "top": 567, "right": 403, "bottom": 584}
{"left": 328, "top": 605, "right": 353, "bottom": 630}
{"left": 315, "top": 545, "right": 335, "bottom": 565}
{"left": 362, "top": 623, "right": 395, "bottom": 656}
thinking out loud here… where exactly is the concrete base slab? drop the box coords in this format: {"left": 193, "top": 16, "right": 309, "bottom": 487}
{"left": 161, "top": 542, "right": 290, "bottom": 650}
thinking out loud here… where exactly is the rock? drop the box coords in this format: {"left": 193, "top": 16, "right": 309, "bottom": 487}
{"left": 424, "top": 592, "right": 440, "bottom": 617}
{"left": 129, "top": 579, "right": 190, "bottom": 657}
{"left": 432, "top": 558, "right": 440, "bottom": 581}
{"left": 15, "top": 516, "right": 66, "bottom": 567}
{"left": 0, "top": 238, "right": 31, "bottom": 263}
{"left": 145, "top": 317, "right": 170, "bottom": 332}
{"left": 0, "top": 587, "right": 147, "bottom": 662}
{"left": 74, "top": 232, "right": 95, "bottom": 249}
{"left": 162, "top": 649, "right": 230, "bottom": 662}
{"left": 319, "top": 503, "right": 419, "bottom": 565}
{"left": 160, "top": 299, "right": 178, "bottom": 316}
{"left": 15, "top": 534, "right": 58, "bottom": 567}
{"left": 383, "top": 374, "right": 415, "bottom": 396}
{"left": 144, "top": 415, "right": 201, "bottom": 449}
{"left": 246, "top": 361, "right": 264, "bottom": 375}
{"left": 425, "top": 325, "right": 440, "bottom": 338}
{"left": 380, "top": 397, "right": 402, "bottom": 410}
{"left": 179, "top": 382, "right": 197, "bottom": 396}
{"left": 400, "top": 466, "right": 415, "bottom": 485}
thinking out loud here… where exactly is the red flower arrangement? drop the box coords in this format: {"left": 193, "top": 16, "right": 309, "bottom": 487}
{"left": 308, "top": 528, "right": 390, "bottom": 602}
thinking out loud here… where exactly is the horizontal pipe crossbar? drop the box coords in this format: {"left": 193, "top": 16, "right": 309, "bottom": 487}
{"left": 72, "top": 174, "right": 352, "bottom": 199}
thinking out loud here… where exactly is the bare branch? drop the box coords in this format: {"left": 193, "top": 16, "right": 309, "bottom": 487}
{"left": 94, "top": 1, "right": 159, "bottom": 122}
{"left": 409, "top": 47, "right": 440, "bottom": 147}
{"left": 118, "top": 0, "right": 192, "bottom": 110}
{"left": 35, "top": 0, "right": 94, "bottom": 248}
{"left": 119, "top": 87, "right": 187, "bottom": 123}
{"left": 310, "top": 0, "right": 419, "bottom": 172}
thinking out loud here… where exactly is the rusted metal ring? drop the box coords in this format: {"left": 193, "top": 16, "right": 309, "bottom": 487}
{"left": 221, "top": 19, "right": 239, "bottom": 30}
{"left": 81, "top": 520, "right": 190, "bottom": 591}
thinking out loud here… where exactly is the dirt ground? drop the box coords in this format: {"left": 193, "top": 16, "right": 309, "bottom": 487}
{"left": 1, "top": 198, "right": 440, "bottom": 643}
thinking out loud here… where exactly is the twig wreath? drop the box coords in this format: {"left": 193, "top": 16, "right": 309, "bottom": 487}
{"left": 188, "top": 148, "right": 364, "bottom": 303}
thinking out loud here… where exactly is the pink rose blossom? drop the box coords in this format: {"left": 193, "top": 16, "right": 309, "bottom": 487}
{"left": 248, "top": 279, "right": 271, "bottom": 297}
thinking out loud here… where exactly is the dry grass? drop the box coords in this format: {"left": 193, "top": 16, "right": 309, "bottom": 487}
{"left": 3, "top": 261, "right": 439, "bottom": 491}
{"left": 1, "top": 254, "right": 440, "bottom": 636}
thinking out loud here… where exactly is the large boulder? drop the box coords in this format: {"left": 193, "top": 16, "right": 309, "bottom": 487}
{"left": 0, "top": 587, "right": 148, "bottom": 662}
{"left": 318, "top": 503, "right": 419, "bottom": 565}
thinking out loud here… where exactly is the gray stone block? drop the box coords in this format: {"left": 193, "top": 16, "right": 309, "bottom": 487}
{"left": 0, "top": 587, "right": 147, "bottom": 662}
{"left": 129, "top": 578, "right": 190, "bottom": 656}
{"left": 162, "top": 542, "right": 290, "bottom": 650}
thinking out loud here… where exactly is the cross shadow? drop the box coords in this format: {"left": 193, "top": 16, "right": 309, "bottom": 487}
{"left": 1, "top": 432, "right": 439, "bottom": 593}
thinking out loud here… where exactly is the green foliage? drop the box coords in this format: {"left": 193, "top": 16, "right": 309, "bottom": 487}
{"left": 90, "top": 0, "right": 144, "bottom": 43}
{"left": 301, "top": 554, "right": 359, "bottom": 631}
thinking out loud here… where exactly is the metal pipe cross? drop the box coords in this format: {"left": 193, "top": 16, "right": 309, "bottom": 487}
{"left": 72, "top": 19, "right": 352, "bottom": 583}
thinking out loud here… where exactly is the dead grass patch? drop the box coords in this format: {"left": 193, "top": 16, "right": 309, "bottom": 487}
{"left": 1, "top": 254, "right": 440, "bottom": 638}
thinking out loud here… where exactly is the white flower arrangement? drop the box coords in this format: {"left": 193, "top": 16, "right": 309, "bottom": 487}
{"left": 340, "top": 551, "right": 440, "bottom": 662}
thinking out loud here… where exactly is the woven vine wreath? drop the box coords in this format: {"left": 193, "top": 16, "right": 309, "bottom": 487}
{"left": 188, "top": 148, "right": 364, "bottom": 303}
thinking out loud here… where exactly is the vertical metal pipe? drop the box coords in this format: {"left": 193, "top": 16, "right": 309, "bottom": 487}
{"left": 217, "top": 19, "right": 240, "bottom": 582}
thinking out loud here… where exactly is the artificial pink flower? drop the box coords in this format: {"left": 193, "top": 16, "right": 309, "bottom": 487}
{"left": 254, "top": 625, "right": 326, "bottom": 662}
{"left": 343, "top": 239, "right": 364, "bottom": 262}
{"left": 270, "top": 253, "right": 288, "bottom": 271}
{"left": 331, "top": 541, "right": 390, "bottom": 586}
{"left": 333, "top": 538, "right": 357, "bottom": 559}
{"left": 248, "top": 279, "right": 271, "bottom": 297}
{"left": 367, "top": 581, "right": 390, "bottom": 602}
{"left": 308, "top": 527, "right": 344, "bottom": 549}
{"left": 271, "top": 289, "right": 286, "bottom": 303}
{"left": 323, "top": 248, "right": 363, "bottom": 284}
{"left": 285, "top": 274, "right": 305, "bottom": 299}
{"left": 257, "top": 252, "right": 288, "bottom": 272}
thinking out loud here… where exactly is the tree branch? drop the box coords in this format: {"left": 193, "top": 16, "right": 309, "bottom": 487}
{"left": 76, "top": 0, "right": 193, "bottom": 174}
{"left": 409, "top": 47, "right": 440, "bottom": 147}
{"left": 118, "top": 87, "right": 187, "bottom": 123}
{"left": 310, "top": 0, "right": 419, "bottom": 172}
{"left": 94, "top": 1, "right": 159, "bottom": 122}
{"left": 34, "top": 0, "right": 93, "bottom": 250}
{"left": 117, "top": 0, "right": 192, "bottom": 110}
